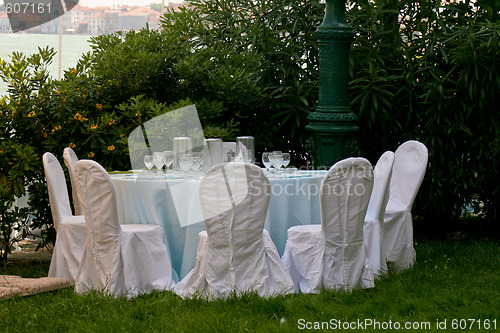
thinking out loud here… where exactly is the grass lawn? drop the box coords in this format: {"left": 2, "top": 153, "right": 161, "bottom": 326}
{"left": 1, "top": 238, "right": 499, "bottom": 332}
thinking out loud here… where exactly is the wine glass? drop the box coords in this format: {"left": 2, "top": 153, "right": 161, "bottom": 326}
{"left": 164, "top": 150, "right": 174, "bottom": 173}
{"left": 262, "top": 152, "right": 272, "bottom": 174}
{"left": 272, "top": 151, "right": 283, "bottom": 174}
{"left": 153, "top": 151, "right": 166, "bottom": 175}
{"left": 191, "top": 152, "right": 202, "bottom": 174}
{"left": 282, "top": 153, "right": 290, "bottom": 177}
{"left": 144, "top": 155, "right": 154, "bottom": 174}
{"left": 179, "top": 153, "right": 193, "bottom": 177}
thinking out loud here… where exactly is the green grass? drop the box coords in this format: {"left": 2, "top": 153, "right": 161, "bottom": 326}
{"left": 1, "top": 239, "right": 499, "bottom": 332}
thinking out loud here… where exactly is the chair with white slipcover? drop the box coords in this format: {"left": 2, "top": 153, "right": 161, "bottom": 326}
{"left": 43, "top": 152, "right": 86, "bottom": 283}
{"left": 175, "top": 162, "right": 294, "bottom": 298}
{"left": 74, "top": 159, "right": 174, "bottom": 297}
{"left": 63, "top": 147, "right": 81, "bottom": 216}
{"left": 282, "top": 158, "right": 375, "bottom": 293}
{"left": 363, "top": 151, "right": 394, "bottom": 277}
{"left": 382, "top": 140, "right": 428, "bottom": 271}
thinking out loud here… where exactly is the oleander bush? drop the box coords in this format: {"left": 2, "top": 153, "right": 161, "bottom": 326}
{"left": 0, "top": 0, "right": 498, "bottom": 255}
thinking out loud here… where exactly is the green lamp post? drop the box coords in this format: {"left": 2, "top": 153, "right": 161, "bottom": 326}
{"left": 306, "top": 0, "right": 358, "bottom": 168}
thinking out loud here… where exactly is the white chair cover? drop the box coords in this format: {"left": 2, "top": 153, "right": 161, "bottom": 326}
{"left": 282, "top": 158, "right": 374, "bottom": 293}
{"left": 74, "top": 160, "right": 173, "bottom": 297}
{"left": 222, "top": 142, "right": 236, "bottom": 162}
{"left": 175, "top": 162, "right": 294, "bottom": 298}
{"left": 63, "top": 147, "right": 81, "bottom": 216}
{"left": 383, "top": 140, "right": 428, "bottom": 271}
{"left": 43, "top": 152, "right": 86, "bottom": 283}
{"left": 363, "top": 151, "right": 394, "bottom": 276}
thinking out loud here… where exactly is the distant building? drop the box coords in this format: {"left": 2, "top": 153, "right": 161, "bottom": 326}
{"left": 0, "top": 12, "right": 10, "bottom": 32}
{"left": 118, "top": 7, "right": 160, "bottom": 32}
{"left": 88, "top": 14, "right": 105, "bottom": 35}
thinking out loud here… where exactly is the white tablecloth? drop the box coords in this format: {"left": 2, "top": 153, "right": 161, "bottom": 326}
{"left": 111, "top": 170, "right": 324, "bottom": 282}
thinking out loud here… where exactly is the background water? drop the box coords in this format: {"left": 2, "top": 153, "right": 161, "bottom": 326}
{"left": 0, "top": 33, "right": 94, "bottom": 97}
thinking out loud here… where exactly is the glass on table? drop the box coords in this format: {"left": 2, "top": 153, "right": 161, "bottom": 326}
{"left": 144, "top": 155, "right": 154, "bottom": 174}
{"left": 179, "top": 153, "right": 193, "bottom": 177}
{"left": 191, "top": 152, "right": 203, "bottom": 173}
{"left": 282, "top": 153, "right": 291, "bottom": 177}
{"left": 272, "top": 151, "right": 283, "bottom": 174}
{"left": 164, "top": 150, "right": 174, "bottom": 173}
{"left": 153, "top": 151, "right": 166, "bottom": 175}
{"left": 262, "top": 152, "right": 272, "bottom": 174}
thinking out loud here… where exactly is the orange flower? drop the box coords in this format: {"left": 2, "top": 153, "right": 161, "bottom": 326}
{"left": 74, "top": 113, "right": 83, "bottom": 121}
{"left": 70, "top": 69, "right": 77, "bottom": 74}
{"left": 27, "top": 111, "right": 36, "bottom": 118}
{"left": 88, "top": 152, "right": 95, "bottom": 158}
{"left": 108, "top": 120, "right": 114, "bottom": 126}
{"left": 69, "top": 143, "right": 76, "bottom": 149}
{"left": 107, "top": 145, "right": 115, "bottom": 151}
{"left": 90, "top": 124, "right": 98, "bottom": 130}
{"left": 43, "top": 132, "right": 48, "bottom": 138}
{"left": 96, "top": 103, "right": 103, "bottom": 110}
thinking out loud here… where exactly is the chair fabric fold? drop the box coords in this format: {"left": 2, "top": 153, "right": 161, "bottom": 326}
{"left": 175, "top": 162, "right": 294, "bottom": 298}
{"left": 63, "top": 147, "right": 82, "bottom": 216}
{"left": 363, "top": 151, "right": 394, "bottom": 276}
{"left": 74, "top": 159, "right": 174, "bottom": 297}
{"left": 282, "top": 158, "right": 375, "bottom": 293}
{"left": 382, "top": 140, "right": 428, "bottom": 271}
{"left": 44, "top": 152, "right": 86, "bottom": 283}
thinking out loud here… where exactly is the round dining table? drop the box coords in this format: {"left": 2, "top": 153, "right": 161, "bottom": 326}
{"left": 110, "top": 169, "right": 325, "bottom": 282}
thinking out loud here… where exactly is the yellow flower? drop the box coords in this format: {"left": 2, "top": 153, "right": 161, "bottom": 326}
{"left": 90, "top": 124, "right": 98, "bottom": 130}
{"left": 74, "top": 113, "right": 82, "bottom": 121}
{"left": 69, "top": 143, "right": 76, "bottom": 149}
{"left": 51, "top": 126, "right": 61, "bottom": 132}
{"left": 88, "top": 152, "right": 95, "bottom": 158}
{"left": 27, "top": 111, "right": 36, "bottom": 118}
{"left": 96, "top": 103, "right": 103, "bottom": 110}
{"left": 107, "top": 145, "right": 115, "bottom": 151}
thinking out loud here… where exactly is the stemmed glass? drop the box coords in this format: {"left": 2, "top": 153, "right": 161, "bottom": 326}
{"left": 164, "top": 151, "right": 174, "bottom": 174}
{"left": 262, "top": 152, "right": 272, "bottom": 174}
{"left": 153, "top": 151, "right": 166, "bottom": 175}
{"left": 282, "top": 153, "right": 290, "bottom": 177}
{"left": 179, "top": 153, "right": 193, "bottom": 177}
{"left": 191, "top": 152, "right": 202, "bottom": 174}
{"left": 144, "top": 155, "right": 154, "bottom": 174}
{"left": 272, "top": 151, "right": 283, "bottom": 174}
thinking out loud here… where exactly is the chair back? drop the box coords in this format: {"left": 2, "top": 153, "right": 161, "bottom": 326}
{"left": 365, "top": 151, "right": 394, "bottom": 222}
{"left": 320, "top": 158, "right": 373, "bottom": 286}
{"left": 388, "top": 141, "right": 428, "bottom": 209}
{"left": 199, "top": 162, "right": 270, "bottom": 280}
{"left": 63, "top": 147, "right": 81, "bottom": 215}
{"left": 321, "top": 158, "right": 374, "bottom": 244}
{"left": 42, "top": 152, "right": 74, "bottom": 231}
{"left": 75, "top": 159, "right": 122, "bottom": 291}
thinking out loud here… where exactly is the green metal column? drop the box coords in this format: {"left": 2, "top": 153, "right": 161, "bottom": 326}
{"left": 306, "top": 0, "right": 358, "bottom": 168}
